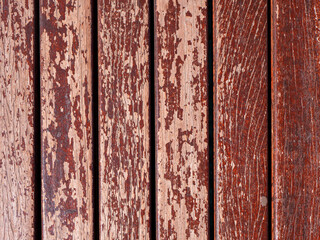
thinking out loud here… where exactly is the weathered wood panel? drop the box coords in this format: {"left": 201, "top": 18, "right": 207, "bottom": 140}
{"left": 98, "top": 1, "right": 150, "bottom": 239}
{"left": 0, "top": 1, "right": 35, "bottom": 239}
{"left": 272, "top": 0, "right": 320, "bottom": 238}
{"left": 214, "top": 0, "right": 269, "bottom": 239}
{"left": 155, "top": 1, "right": 208, "bottom": 239}
{"left": 40, "top": 0, "right": 93, "bottom": 239}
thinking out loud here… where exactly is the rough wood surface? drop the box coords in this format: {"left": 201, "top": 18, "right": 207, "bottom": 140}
{"left": 214, "top": 0, "right": 269, "bottom": 239}
{"left": 0, "top": 1, "right": 34, "bottom": 239}
{"left": 272, "top": 0, "right": 320, "bottom": 238}
{"left": 98, "top": 1, "right": 150, "bottom": 239}
{"left": 40, "top": 0, "right": 93, "bottom": 239}
{"left": 155, "top": 1, "right": 208, "bottom": 239}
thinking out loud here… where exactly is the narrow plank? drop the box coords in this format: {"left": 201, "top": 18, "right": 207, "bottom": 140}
{"left": 98, "top": 1, "right": 150, "bottom": 239}
{"left": 0, "top": 1, "right": 35, "bottom": 239}
{"left": 214, "top": 0, "right": 268, "bottom": 239}
{"left": 155, "top": 1, "right": 208, "bottom": 239}
{"left": 40, "top": 0, "right": 93, "bottom": 239}
{"left": 272, "top": 0, "right": 320, "bottom": 238}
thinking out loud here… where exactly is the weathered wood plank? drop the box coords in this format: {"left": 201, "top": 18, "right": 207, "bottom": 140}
{"left": 0, "top": 1, "right": 35, "bottom": 239}
{"left": 214, "top": 0, "right": 269, "bottom": 239}
{"left": 272, "top": 0, "right": 320, "bottom": 238}
{"left": 40, "top": 0, "right": 93, "bottom": 239}
{"left": 98, "top": 1, "right": 150, "bottom": 239}
{"left": 155, "top": 1, "right": 208, "bottom": 239}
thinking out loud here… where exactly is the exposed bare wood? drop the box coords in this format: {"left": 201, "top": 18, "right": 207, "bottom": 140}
{"left": 0, "top": 1, "right": 35, "bottom": 239}
{"left": 155, "top": 1, "right": 209, "bottom": 239}
{"left": 40, "top": 0, "right": 93, "bottom": 238}
{"left": 98, "top": 0, "right": 150, "bottom": 239}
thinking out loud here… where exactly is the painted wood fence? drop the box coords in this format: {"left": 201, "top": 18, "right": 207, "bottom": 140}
{"left": 0, "top": 0, "right": 319, "bottom": 239}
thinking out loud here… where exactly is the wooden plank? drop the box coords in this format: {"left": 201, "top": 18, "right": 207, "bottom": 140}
{"left": 98, "top": 1, "right": 150, "bottom": 239}
{"left": 0, "top": 1, "right": 35, "bottom": 239}
{"left": 214, "top": 0, "right": 268, "bottom": 239}
{"left": 272, "top": 0, "right": 320, "bottom": 238}
{"left": 40, "top": 0, "right": 93, "bottom": 239}
{"left": 154, "top": 1, "right": 208, "bottom": 239}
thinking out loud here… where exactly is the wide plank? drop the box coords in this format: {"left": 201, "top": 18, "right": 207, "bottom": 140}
{"left": 272, "top": 0, "right": 320, "bottom": 238}
{"left": 40, "top": 0, "right": 93, "bottom": 239}
{"left": 154, "top": 1, "right": 209, "bottom": 239}
{"left": 98, "top": 0, "right": 150, "bottom": 239}
{"left": 214, "top": 0, "right": 269, "bottom": 239}
{"left": 0, "top": 1, "right": 35, "bottom": 239}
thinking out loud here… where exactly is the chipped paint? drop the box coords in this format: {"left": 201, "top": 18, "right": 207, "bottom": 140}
{"left": 0, "top": 0, "right": 34, "bottom": 239}
{"left": 155, "top": 0, "right": 208, "bottom": 239}
{"left": 98, "top": 1, "right": 150, "bottom": 239}
{"left": 40, "top": 0, "right": 93, "bottom": 239}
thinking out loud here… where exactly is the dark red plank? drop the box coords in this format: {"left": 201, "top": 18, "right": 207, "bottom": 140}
{"left": 272, "top": 0, "right": 320, "bottom": 238}
{"left": 214, "top": 0, "right": 269, "bottom": 239}
{"left": 0, "top": 1, "right": 35, "bottom": 239}
{"left": 98, "top": 1, "right": 150, "bottom": 239}
{"left": 40, "top": 0, "right": 93, "bottom": 238}
{"left": 155, "top": 1, "right": 209, "bottom": 239}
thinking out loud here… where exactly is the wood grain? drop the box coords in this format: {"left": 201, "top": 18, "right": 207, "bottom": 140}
{"left": 98, "top": 1, "right": 150, "bottom": 239}
{"left": 40, "top": 0, "right": 93, "bottom": 239}
{"left": 0, "top": 1, "right": 34, "bottom": 239}
{"left": 272, "top": 0, "right": 320, "bottom": 238}
{"left": 155, "top": 1, "right": 208, "bottom": 239}
{"left": 214, "top": 0, "right": 269, "bottom": 239}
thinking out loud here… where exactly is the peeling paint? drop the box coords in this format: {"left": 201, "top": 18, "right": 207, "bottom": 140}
{"left": 41, "top": 0, "right": 93, "bottom": 239}
{"left": 155, "top": 1, "right": 208, "bottom": 239}
{"left": 98, "top": 1, "right": 150, "bottom": 239}
{"left": 0, "top": 0, "right": 35, "bottom": 239}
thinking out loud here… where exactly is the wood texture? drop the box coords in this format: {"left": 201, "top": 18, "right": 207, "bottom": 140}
{"left": 98, "top": 1, "right": 150, "bottom": 239}
{"left": 40, "top": 0, "right": 93, "bottom": 239}
{"left": 155, "top": 1, "right": 208, "bottom": 239}
{"left": 272, "top": 0, "right": 320, "bottom": 238}
{"left": 0, "top": 1, "right": 34, "bottom": 239}
{"left": 214, "top": 0, "right": 268, "bottom": 239}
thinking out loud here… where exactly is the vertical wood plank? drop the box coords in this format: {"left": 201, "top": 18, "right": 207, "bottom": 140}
{"left": 214, "top": 0, "right": 269, "bottom": 239}
{"left": 0, "top": 1, "right": 34, "bottom": 239}
{"left": 40, "top": 0, "right": 93, "bottom": 239}
{"left": 155, "top": 1, "right": 208, "bottom": 239}
{"left": 272, "top": 0, "right": 320, "bottom": 238}
{"left": 98, "top": 1, "right": 150, "bottom": 239}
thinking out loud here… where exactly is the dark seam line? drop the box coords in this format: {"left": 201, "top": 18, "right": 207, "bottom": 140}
{"left": 207, "top": 0, "right": 214, "bottom": 239}
{"left": 149, "top": 0, "right": 156, "bottom": 239}
{"left": 34, "top": 0, "right": 42, "bottom": 239}
{"left": 92, "top": 0, "right": 99, "bottom": 239}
